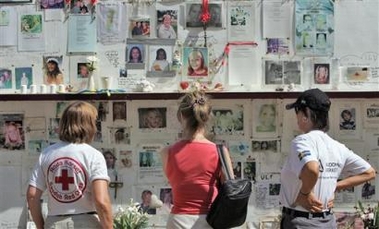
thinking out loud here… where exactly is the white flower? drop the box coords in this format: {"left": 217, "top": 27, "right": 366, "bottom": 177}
{"left": 368, "top": 212, "right": 374, "bottom": 220}
{"left": 87, "top": 56, "right": 99, "bottom": 62}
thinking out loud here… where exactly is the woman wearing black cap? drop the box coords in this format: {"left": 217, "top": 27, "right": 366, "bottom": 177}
{"left": 279, "top": 88, "right": 375, "bottom": 229}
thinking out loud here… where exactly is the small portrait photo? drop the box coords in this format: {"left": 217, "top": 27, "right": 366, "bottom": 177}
{"left": 15, "top": 67, "right": 32, "bottom": 89}
{"left": 186, "top": 3, "right": 202, "bottom": 27}
{"left": 0, "top": 114, "right": 25, "bottom": 150}
{"left": 243, "top": 160, "right": 256, "bottom": 182}
{"left": 362, "top": 181, "right": 375, "bottom": 199}
{"left": 211, "top": 109, "right": 243, "bottom": 135}
{"left": 316, "top": 32, "right": 327, "bottom": 49}
{"left": 230, "top": 7, "right": 248, "bottom": 26}
{"left": 266, "top": 38, "right": 289, "bottom": 55}
{"left": 283, "top": 61, "right": 301, "bottom": 84}
{"left": 43, "top": 56, "right": 64, "bottom": 85}
{"left": 93, "top": 101, "right": 108, "bottom": 122}
{"left": 138, "top": 189, "right": 157, "bottom": 215}
{"left": 113, "top": 102, "right": 126, "bottom": 121}
{"left": 139, "top": 151, "right": 155, "bottom": 167}
{"left": 252, "top": 140, "right": 278, "bottom": 152}
{"left": 138, "top": 108, "right": 167, "bottom": 129}
{"left": 301, "top": 32, "right": 314, "bottom": 49}
{"left": 110, "top": 127, "right": 130, "bottom": 145}
{"left": 0, "top": 68, "right": 12, "bottom": 89}
{"left": 119, "top": 68, "right": 127, "bottom": 78}
{"left": 314, "top": 63, "right": 330, "bottom": 84}
{"left": 269, "top": 183, "right": 281, "bottom": 196}
{"left": 302, "top": 14, "right": 313, "bottom": 31}
{"left": 77, "top": 63, "right": 89, "bottom": 78}
{"left": 264, "top": 61, "right": 283, "bottom": 85}
{"left": 41, "top": 0, "right": 64, "bottom": 9}
{"left": 94, "top": 121, "right": 102, "bottom": 142}
{"left": 366, "top": 108, "right": 379, "bottom": 118}
{"left": 208, "top": 3, "right": 222, "bottom": 28}
{"left": 157, "top": 10, "right": 178, "bottom": 39}
{"left": 233, "top": 161, "right": 242, "bottom": 179}
{"left": 183, "top": 47, "right": 209, "bottom": 78}
{"left": 103, "top": 149, "right": 117, "bottom": 170}
{"left": 20, "top": 15, "right": 42, "bottom": 34}
{"left": 256, "top": 104, "right": 277, "bottom": 133}
{"left": 130, "top": 19, "right": 150, "bottom": 38}
{"left": 315, "top": 14, "right": 327, "bottom": 31}
{"left": 0, "top": 9, "right": 10, "bottom": 26}
{"left": 70, "top": 0, "right": 89, "bottom": 14}
{"left": 159, "top": 188, "right": 173, "bottom": 213}
{"left": 48, "top": 118, "right": 60, "bottom": 139}
{"left": 126, "top": 44, "right": 144, "bottom": 64}
{"left": 119, "top": 150, "right": 132, "bottom": 168}
{"left": 339, "top": 108, "right": 356, "bottom": 130}
{"left": 346, "top": 67, "right": 369, "bottom": 82}
{"left": 148, "top": 46, "right": 172, "bottom": 72}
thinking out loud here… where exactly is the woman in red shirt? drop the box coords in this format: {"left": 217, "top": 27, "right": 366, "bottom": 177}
{"left": 160, "top": 90, "right": 234, "bottom": 228}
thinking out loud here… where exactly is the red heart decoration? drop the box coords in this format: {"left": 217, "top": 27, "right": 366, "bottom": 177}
{"left": 180, "top": 81, "right": 189, "bottom": 90}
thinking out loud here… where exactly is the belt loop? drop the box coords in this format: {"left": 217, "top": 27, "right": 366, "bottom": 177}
{"left": 308, "top": 212, "right": 313, "bottom": 219}
{"left": 322, "top": 212, "right": 326, "bottom": 218}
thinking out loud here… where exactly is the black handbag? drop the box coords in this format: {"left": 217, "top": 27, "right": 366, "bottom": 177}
{"left": 206, "top": 144, "right": 252, "bottom": 229}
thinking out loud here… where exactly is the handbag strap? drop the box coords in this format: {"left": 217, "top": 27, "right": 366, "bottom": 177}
{"left": 216, "top": 144, "right": 233, "bottom": 181}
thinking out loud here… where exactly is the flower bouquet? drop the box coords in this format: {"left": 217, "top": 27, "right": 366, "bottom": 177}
{"left": 113, "top": 199, "right": 149, "bottom": 229}
{"left": 355, "top": 201, "right": 379, "bottom": 229}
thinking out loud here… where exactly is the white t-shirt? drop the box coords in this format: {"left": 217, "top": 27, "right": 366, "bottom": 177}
{"left": 280, "top": 130, "right": 371, "bottom": 211}
{"left": 29, "top": 141, "right": 110, "bottom": 216}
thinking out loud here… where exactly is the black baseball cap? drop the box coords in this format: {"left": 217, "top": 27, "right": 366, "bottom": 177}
{"left": 286, "top": 88, "right": 331, "bottom": 112}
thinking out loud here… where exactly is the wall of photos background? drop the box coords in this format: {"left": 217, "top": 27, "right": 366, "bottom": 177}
{"left": 0, "top": 0, "right": 378, "bottom": 228}
{"left": 0, "top": 0, "right": 378, "bottom": 93}
{"left": 0, "top": 98, "right": 379, "bottom": 228}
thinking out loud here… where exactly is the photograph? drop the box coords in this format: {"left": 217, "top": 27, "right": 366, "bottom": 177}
{"left": 283, "top": 61, "right": 301, "bottom": 84}
{"left": 339, "top": 108, "right": 356, "bottom": 130}
{"left": 266, "top": 38, "right": 289, "bottom": 55}
{"left": 0, "top": 114, "right": 25, "bottom": 150}
{"left": 138, "top": 108, "right": 167, "bottom": 129}
{"left": 183, "top": 47, "right": 209, "bottom": 77}
{"left": 77, "top": 63, "right": 90, "bottom": 78}
{"left": 130, "top": 19, "right": 150, "bottom": 38}
{"left": 43, "top": 56, "right": 64, "bottom": 85}
{"left": 157, "top": 10, "right": 177, "bottom": 39}
{"left": 0, "top": 9, "right": 10, "bottom": 26}
{"left": 256, "top": 104, "right": 276, "bottom": 133}
{"left": 252, "top": 140, "right": 278, "bottom": 152}
{"left": 21, "top": 14, "right": 42, "bottom": 34}
{"left": 0, "top": 69, "right": 12, "bottom": 89}
{"left": 264, "top": 61, "right": 283, "bottom": 85}
{"left": 186, "top": 3, "right": 222, "bottom": 28}
{"left": 110, "top": 127, "right": 130, "bottom": 145}
{"left": 211, "top": 109, "right": 243, "bottom": 135}
{"left": 149, "top": 46, "right": 171, "bottom": 72}
{"left": 15, "top": 67, "right": 32, "bottom": 89}
{"left": 70, "top": 0, "right": 89, "bottom": 14}
{"left": 113, "top": 102, "right": 126, "bottom": 121}
{"left": 314, "top": 63, "right": 330, "bottom": 84}
{"left": 126, "top": 44, "right": 144, "bottom": 64}
{"left": 159, "top": 188, "right": 173, "bottom": 214}
{"left": 41, "top": 0, "right": 64, "bottom": 9}
{"left": 346, "top": 67, "right": 369, "bottom": 82}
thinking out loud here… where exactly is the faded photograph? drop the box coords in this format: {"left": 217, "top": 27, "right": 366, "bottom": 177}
{"left": 113, "top": 102, "right": 126, "bottom": 121}
{"left": 211, "top": 109, "right": 243, "bottom": 135}
{"left": 138, "top": 108, "right": 167, "bottom": 129}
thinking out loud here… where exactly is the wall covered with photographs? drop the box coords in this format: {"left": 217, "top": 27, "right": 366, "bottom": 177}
{"left": 0, "top": 97, "right": 378, "bottom": 228}
{"left": 0, "top": 0, "right": 378, "bottom": 228}
{"left": 0, "top": 0, "right": 378, "bottom": 94}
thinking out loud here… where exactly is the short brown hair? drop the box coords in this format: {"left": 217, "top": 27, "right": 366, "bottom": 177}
{"left": 59, "top": 101, "right": 98, "bottom": 143}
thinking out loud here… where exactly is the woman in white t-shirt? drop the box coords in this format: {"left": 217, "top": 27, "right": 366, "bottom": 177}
{"left": 280, "top": 88, "right": 375, "bottom": 229}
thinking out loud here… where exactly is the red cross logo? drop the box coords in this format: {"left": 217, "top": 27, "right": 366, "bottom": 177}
{"left": 55, "top": 169, "right": 74, "bottom": 190}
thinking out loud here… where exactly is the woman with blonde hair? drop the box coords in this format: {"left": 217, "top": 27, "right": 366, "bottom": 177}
{"left": 160, "top": 90, "right": 233, "bottom": 228}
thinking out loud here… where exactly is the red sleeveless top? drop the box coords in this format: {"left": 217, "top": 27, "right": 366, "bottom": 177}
{"left": 167, "top": 140, "right": 219, "bottom": 214}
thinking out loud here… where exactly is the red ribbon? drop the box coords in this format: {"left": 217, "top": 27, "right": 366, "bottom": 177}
{"left": 222, "top": 42, "right": 258, "bottom": 66}
{"left": 90, "top": 0, "right": 97, "bottom": 5}
{"left": 200, "top": 0, "right": 211, "bottom": 24}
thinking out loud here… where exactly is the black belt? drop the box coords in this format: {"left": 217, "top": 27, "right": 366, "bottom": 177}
{"left": 54, "top": 211, "right": 97, "bottom": 217}
{"left": 282, "top": 207, "right": 332, "bottom": 219}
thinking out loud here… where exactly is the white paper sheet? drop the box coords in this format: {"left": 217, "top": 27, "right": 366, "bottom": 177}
{"left": 334, "top": 0, "right": 379, "bottom": 64}
{"left": 227, "top": 1, "right": 255, "bottom": 41}
{"left": 0, "top": 7, "right": 17, "bottom": 46}
{"left": 18, "top": 13, "right": 45, "bottom": 51}
{"left": 262, "top": 0, "right": 291, "bottom": 38}
{"left": 227, "top": 45, "right": 256, "bottom": 86}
